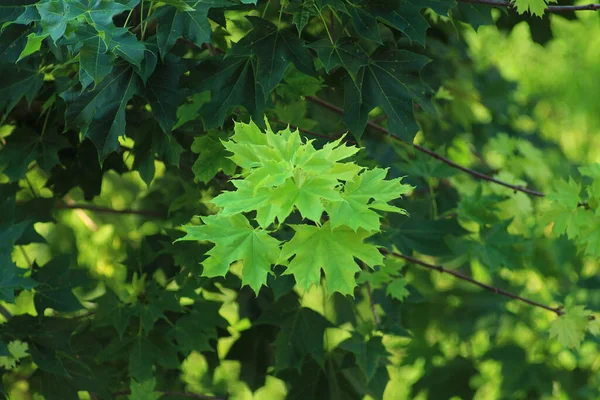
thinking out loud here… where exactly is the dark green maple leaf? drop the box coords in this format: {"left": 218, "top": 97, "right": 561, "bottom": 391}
{"left": 0, "top": 24, "right": 32, "bottom": 64}
{"left": 0, "top": 0, "right": 38, "bottom": 25}
{"left": 228, "top": 16, "right": 315, "bottom": 100}
{"left": 369, "top": 0, "right": 456, "bottom": 45}
{"left": 191, "top": 131, "right": 236, "bottom": 184}
{"left": 129, "top": 336, "right": 155, "bottom": 382}
{"left": 174, "top": 301, "right": 227, "bottom": 353}
{"left": 385, "top": 215, "right": 467, "bottom": 256}
{"left": 132, "top": 121, "right": 184, "bottom": 185}
{"left": 61, "top": 65, "right": 142, "bottom": 160}
{"left": 452, "top": 2, "right": 495, "bottom": 28}
{"left": 339, "top": 333, "right": 388, "bottom": 382}
{"left": 193, "top": 57, "right": 266, "bottom": 128}
{"left": 32, "top": 256, "right": 90, "bottom": 314}
{"left": 155, "top": 0, "right": 233, "bottom": 57}
{"left": 142, "top": 57, "right": 186, "bottom": 133}
{"left": 308, "top": 37, "right": 367, "bottom": 79}
{"left": 0, "top": 126, "right": 70, "bottom": 182}
{"left": 0, "top": 64, "right": 44, "bottom": 118}
{"left": 343, "top": 50, "right": 433, "bottom": 140}
{"left": 259, "top": 298, "right": 333, "bottom": 371}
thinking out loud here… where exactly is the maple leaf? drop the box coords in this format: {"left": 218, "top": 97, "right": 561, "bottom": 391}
{"left": 280, "top": 222, "right": 384, "bottom": 295}
{"left": 155, "top": 0, "right": 233, "bottom": 57}
{"left": 325, "top": 168, "right": 412, "bottom": 231}
{"left": 340, "top": 333, "right": 388, "bottom": 381}
{"left": 512, "top": 0, "right": 557, "bottom": 17}
{"left": 191, "top": 131, "right": 236, "bottom": 184}
{"left": 343, "top": 50, "right": 434, "bottom": 141}
{"left": 387, "top": 277, "right": 409, "bottom": 302}
{"left": 549, "top": 306, "right": 589, "bottom": 348}
{"left": 0, "top": 340, "right": 29, "bottom": 370}
{"left": 228, "top": 16, "right": 315, "bottom": 100}
{"left": 308, "top": 37, "right": 367, "bottom": 79}
{"left": 177, "top": 214, "right": 281, "bottom": 293}
{"left": 61, "top": 65, "right": 142, "bottom": 160}
{"left": 128, "top": 378, "right": 162, "bottom": 400}
{"left": 193, "top": 57, "right": 266, "bottom": 129}
{"left": 0, "top": 126, "right": 70, "bottom": 182}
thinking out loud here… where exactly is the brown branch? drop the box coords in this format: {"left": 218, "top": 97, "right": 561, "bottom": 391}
{"left": 0, "top": 304, "right": 12, "bottom": 321}
{"left": 458, "top": 0, "right": 600, "bottom": 12}
{"left": 54, "top": 202, "right": 165, "bottom": 218}
{"left": 304, "top": 96, "right": 545, "bottom": 197}
{"left": 383, "top": 249, "right": 565, "bottom": 316}
{"left": 113, "top": 389, "right": 227, "bottom": 399}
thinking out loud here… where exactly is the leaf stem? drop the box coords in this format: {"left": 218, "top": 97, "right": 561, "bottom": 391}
{"left": 365, "top": 281, "right": 380, "bottom": 326}
{"left": 304, "top": 96, "right": 546, "bottom": 197}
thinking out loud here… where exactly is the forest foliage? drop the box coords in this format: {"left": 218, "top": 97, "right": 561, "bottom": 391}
{"left": 1, "top": 0, "right": 600, "bottom": 398}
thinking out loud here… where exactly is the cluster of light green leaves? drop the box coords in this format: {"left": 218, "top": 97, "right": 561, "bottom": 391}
{"left": 178, "top": 121, "right": 413, "bottom": 295}
{"left": 543, "top": 164, "right": 600, "bottom": 258}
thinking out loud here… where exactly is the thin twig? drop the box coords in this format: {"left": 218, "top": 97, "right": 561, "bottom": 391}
{"left": 112, "top": 389, "right": 228, "bottom": 399}
{"left": 55, "top": 203, "right": 165, "bottom": 218}
{"left": 383, "top": 249, "right": 564, "bottom": 316}
{"left": 0, "top": 304, "right": 12, "bottom": 321}
{"left": 365, "top": 282, "right": 380, "bottom": 326}
{"left": 304, "top": 96, "right": 545, "bottom": 197}
{"left": 458, "top": 0, "right": 600, "bottom": 12}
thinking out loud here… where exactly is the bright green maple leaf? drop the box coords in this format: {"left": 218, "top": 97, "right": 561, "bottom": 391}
{"left": 0, "top": 340, "right": 29, "bottom": 370}
{"left": 325, "top": 168, "right": 412, "bottom": 231}
{"left": 387, "top": 277, "right": 409, "bottom": 302}
{"left": 588, "top": 318, "right": 600, "bottom": 336}
{"left": 512, "top": 0, "right": 557, "bottom": 17}
{"left": 549, "top": 306, "right": 589, "bottom": 348}
{"left": 214, "top": 121, "right": 364, "bottom": 227}
{"left": 177, "top": 214, "right": 281, "bottom": 293}
{"left": 280, "top": 222, "right": 384, "bottom": 296}
{"left": 547, "top": 178, "right": 581, "bottom": 210}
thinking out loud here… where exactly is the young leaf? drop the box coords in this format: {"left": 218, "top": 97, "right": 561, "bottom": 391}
{"left": 549, "top": 306, "right": 589, "bottom": 348}
{"left": 177, "top": 214, "right": 281, "bottom": 293}
{"left": 280, "top": 222, "right": 384, "bottom": 296}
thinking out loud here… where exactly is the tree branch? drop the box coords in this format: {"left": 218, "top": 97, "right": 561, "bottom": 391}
{"left": 304, "top": 96, "right": 545, "bottom": 197}
{"left": 458, "top": 0, "right": 600, "bottom": 12}
{"left": 113, "top": 389, "right": 227, "bottom": 399}
{"left": 0, "top": 304, "right": 12, "bottom": 321}
{"left": 383, "top": 249, "right": 565, "bottom": 316}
